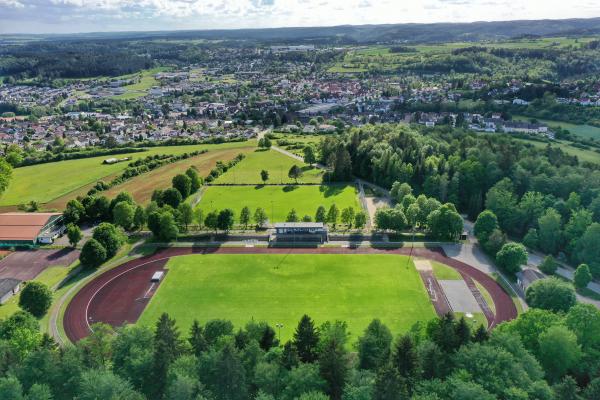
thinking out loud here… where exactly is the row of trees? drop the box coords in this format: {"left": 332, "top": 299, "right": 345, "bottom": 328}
{"left": 64, "top": 165, "right": 205, "bottom": 250}
{"left": 194, "top": 204, "right": 368, "bottom": 233}
{"left": 2, "top": 301, "right": 600, "bottom": 400}
{"left": 286, "top": 205, "right": 367, "bottom": 229}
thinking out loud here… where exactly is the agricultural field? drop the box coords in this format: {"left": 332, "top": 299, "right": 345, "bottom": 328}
{"left": 0, "top": 141, "right": 254, "bottom": 208}
{"left": 513, "top": 115, "right": 600, "bottom": 140}
{"left": 214, "top": 148, "right": 324, "bottom": 184}
{"left": 197, "top": 184, "right": 360, "bottom": 222}
{"left": 102, "top": 145, "right": 255, "bottom": 204}
{"left": 514, "top": 137, "right": 600, "bottom": 164}
{"left": 138, "top": 254, "right": 436, "bottom": 341}
{"left": 329, "top": 37, "right": 599, "bottom": 74}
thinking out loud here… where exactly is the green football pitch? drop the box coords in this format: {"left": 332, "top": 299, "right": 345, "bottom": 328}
{"left": 138, "top": 254, "right": 436, "bottom": 341}
{"left": 196, "top": 184, "right": 360, "bottom": 223}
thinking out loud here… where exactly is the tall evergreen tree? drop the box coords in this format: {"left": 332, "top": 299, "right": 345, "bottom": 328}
{"left": 259, "top": 325, "right": 277, "bottom": 351}
{"left": 357, "top": 319, "right": 392, "bottom": 371}
{"left": 373, "top": 363, "right": 407, "bottom": 400}
{"left": 293, "top": 315, "right": 320, "bottom": 363}
{"left": 150, "top": 313, "right": 181, "bottom": 399}
{"left": 392, "top": 335, "right": 418, "bottom": 379}
{"left": 188, "top": 320, "right": 207, "bottom": 357}
{"left": 281, "top": 341, "right": 300, "bottom": 370}
{"left": 454, "top": 317, "right": 472, "bottom": 348}
{"left": 472, "top": 325, "right": 489, "bottom": 343}
{"left": 213, "top": 343, "right": 248, "bottom": 400}
{"left": 319, "top": 338, "right": 347, "bottom": 400}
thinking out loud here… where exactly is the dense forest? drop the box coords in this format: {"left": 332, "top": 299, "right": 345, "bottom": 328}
{"left": 1, "top": 302, "right": 599, "bottom": 400}
{"left": 319, "top": 125, "right": 600, "bottom": 273}
{"left": 0, "top": 41, "right": 154, "bottom": 80}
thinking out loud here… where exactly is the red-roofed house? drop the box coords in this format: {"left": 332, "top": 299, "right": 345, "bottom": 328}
{"left": 0, "top": 213, "right": 64, "bottom": 248}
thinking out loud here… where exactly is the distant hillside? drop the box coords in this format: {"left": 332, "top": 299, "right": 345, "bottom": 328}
{"left": 3, "top": 17, "right": 600, "bottom": 45}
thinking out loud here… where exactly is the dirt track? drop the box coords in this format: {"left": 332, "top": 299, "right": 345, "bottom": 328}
{"left": 63, "top": 246, "right": 517, "bottom": 343}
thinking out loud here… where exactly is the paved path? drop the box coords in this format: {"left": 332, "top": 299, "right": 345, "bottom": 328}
{"left": 356, "top": 178, "right": 391, "bottom": 229}
{"left": 442, "top": 242, "right": 528, "bottom": 311}
{"left": 528, "top": 251, "right": 600, "bottom": 295}
{"left": 527, "top": 251, "right": 600, "bottom": 307}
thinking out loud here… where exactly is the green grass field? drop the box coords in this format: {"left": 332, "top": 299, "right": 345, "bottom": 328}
{"left": 513, "top": 115, "right": 600, "bottom": 140}
{"left": 111, "top": 67, "right": 168, "bottom": 99}
{"left": 0, "top": 263, "right": 76, "bottom": 320}
{"left": 0, "top": 141, "right": 252, "bottom": 207}
{"left": 138, "top": 254, "right": 436, "bottom": 341}
{"left": 197, "top": 184, "right": 360, "bottom": 222}
{"left": 513, "top": 137, "right": 600, "bottom": 164}
{"left": 214, "top": 149, "right": 324, "bottom": 184}
{"left": 431, "top": 261, "right": 463, "bottom": 280}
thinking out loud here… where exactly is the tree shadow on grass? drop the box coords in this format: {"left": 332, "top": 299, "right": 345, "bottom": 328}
{"left": 319, "top": 184, "right": 346, "bottom": 198}
{"left": 283, "top": 185, "right": 299, "bottom": 192}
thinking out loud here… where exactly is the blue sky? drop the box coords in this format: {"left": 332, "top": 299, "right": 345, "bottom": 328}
{"left": 1, "top": 0, "right": 600, "bottom": 34}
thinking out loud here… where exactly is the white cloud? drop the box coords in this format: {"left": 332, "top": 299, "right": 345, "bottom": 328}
{"left": 0, "top": 0, "right": 600, "bottom": 33}
{"left": 0, "top": 0, "right": 24, "bottom": 7}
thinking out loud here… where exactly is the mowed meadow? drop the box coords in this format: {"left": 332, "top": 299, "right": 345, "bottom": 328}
{"left": 198, "top": 184, "right": 360, "bottom": 222}
{"left": 214, "top": 148, "right": 324, "bottom": 184}
{"left": 0, "top": 140, "right": 255, "bottom": 209}
{"left": 138, "top": 254, "right": 436, "bottom": 341}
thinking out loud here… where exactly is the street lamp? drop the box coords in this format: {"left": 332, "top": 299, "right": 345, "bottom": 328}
{"left": 406, "top": 222, "right": 416, "bottom": 269}
{"left": 275, "top": 323, "right": 284, "bottom": 343}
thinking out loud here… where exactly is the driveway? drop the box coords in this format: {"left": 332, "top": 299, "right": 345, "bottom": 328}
{"left": 528, "top": 251, "right": 600, "bottom": 296}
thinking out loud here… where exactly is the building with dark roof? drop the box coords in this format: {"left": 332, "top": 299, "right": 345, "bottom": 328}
{"left": 271, "top": 222, "right": 328, "bottom": 244}
{"left": 516, "top": 268, "right": 545, "bottom": 293}
{"left": 0, "top": 213, "right": 64, "bottom": 248}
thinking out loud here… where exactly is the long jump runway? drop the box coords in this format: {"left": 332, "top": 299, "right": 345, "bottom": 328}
{"left": 63, "top": 246, "right": 517, "bottom": 343}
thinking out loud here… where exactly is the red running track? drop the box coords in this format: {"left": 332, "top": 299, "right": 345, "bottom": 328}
{"left": 63, "top": 246, "right": 518, "bottom": 343}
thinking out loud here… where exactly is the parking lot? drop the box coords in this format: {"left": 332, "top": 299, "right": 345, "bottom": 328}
{"left": 0, "top": 248, "right": 80, "bottom": 281}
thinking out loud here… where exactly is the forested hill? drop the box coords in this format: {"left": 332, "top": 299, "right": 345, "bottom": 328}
{"left": 3, "top": 17, "right": 600, "bottom": 45}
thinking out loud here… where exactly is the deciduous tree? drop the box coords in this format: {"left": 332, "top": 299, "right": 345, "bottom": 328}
{"left": 66, "top": 224, "right": 82, "bottom": 248}
{"left": 254, "top": 208, "right": 268, "bottom": 228}
{"left": 79, "top": 238, "right": 107, "bottom": 269}
{"left": 18, "top": 282, "right": 52, "bottom": 318}
{"left": 526, "top": 277, "right": 576, "bottom": 313}
{"left": 495, "top": 243, "right": 527, "bottom": 274}
{"left": 240, "top": 206, "right": 251, "bottom": 229}
{"left": 574, "top": 264, "right": 592, "bottom": 289}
